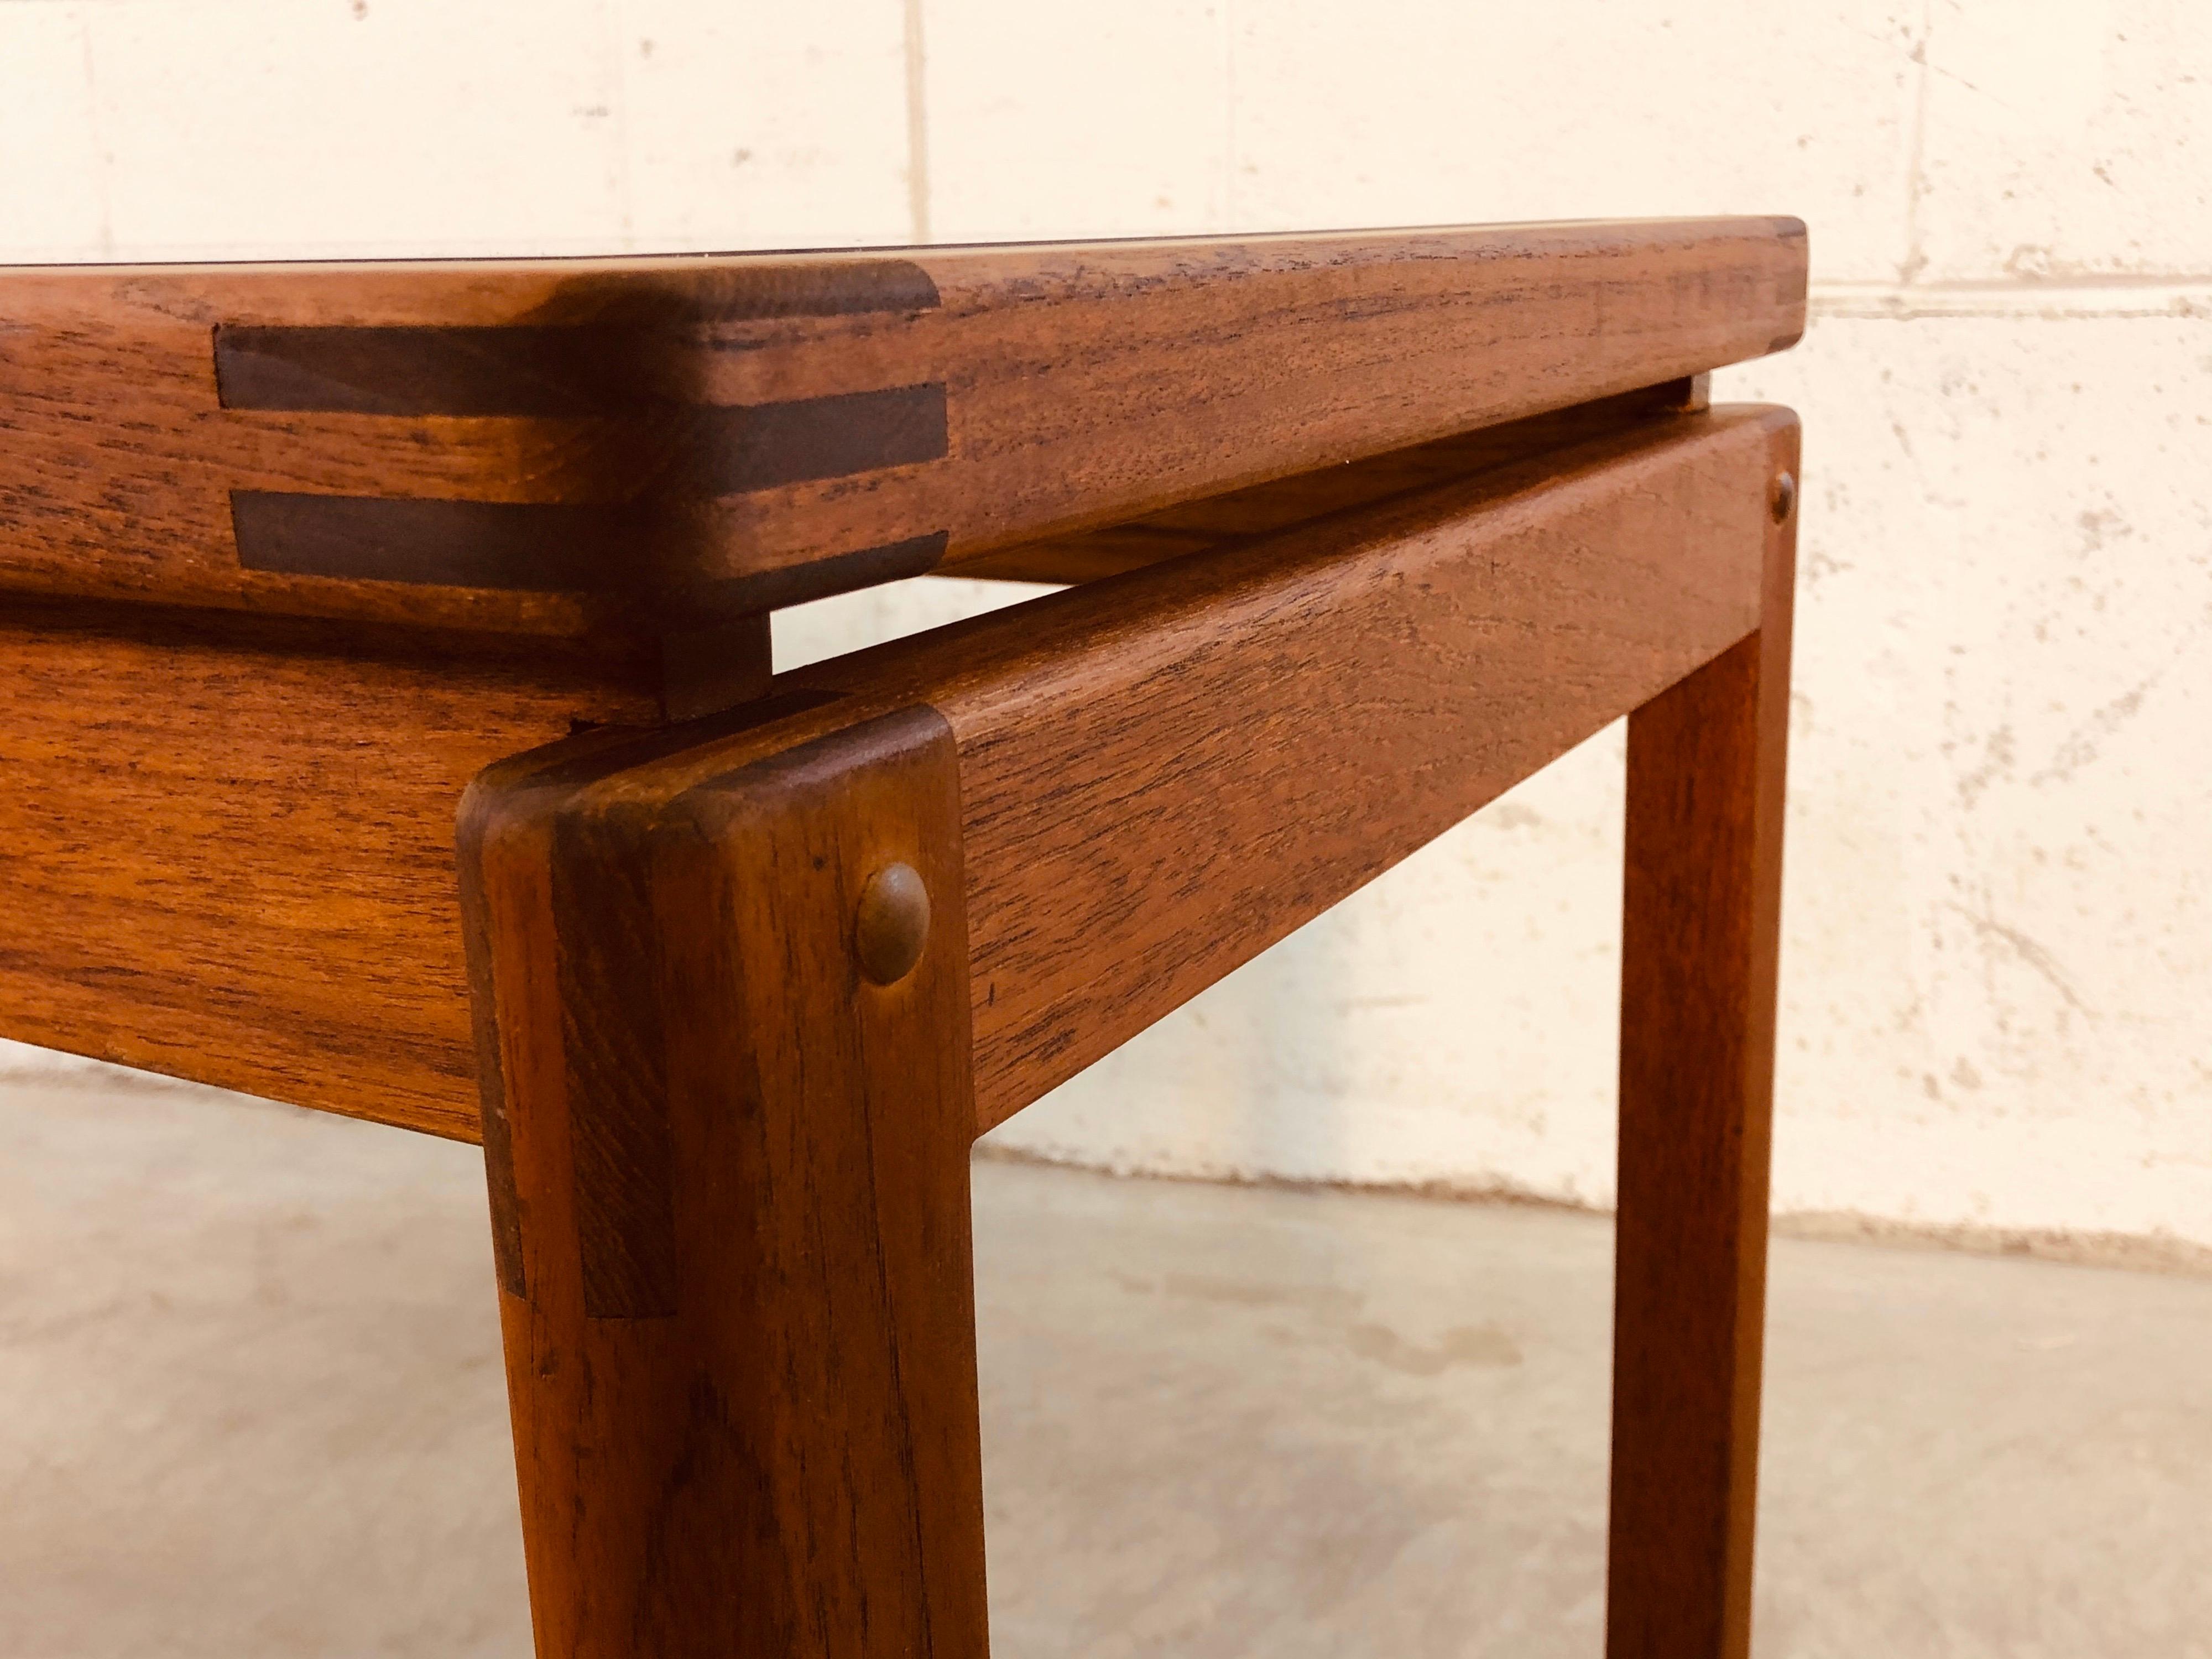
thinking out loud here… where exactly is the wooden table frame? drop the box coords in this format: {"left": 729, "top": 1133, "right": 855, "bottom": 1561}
{"left": 1, "top": 219, "right": 1804, "bottom": 1658}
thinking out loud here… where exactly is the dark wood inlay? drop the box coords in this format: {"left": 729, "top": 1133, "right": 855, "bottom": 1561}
{"left": 683, "top": 384, "right": 947, "bottom": 495}
{"left": 216, "top": 260, "right": 943, "bottom": 416}
{"left": 231, "top": 491, "right": 634, "bottom": 590}
{"left": 225, "top": 373, "right": 948, "bottom": 593}
{"left": 232, "top": 487, "right": 949, "bottom": 608}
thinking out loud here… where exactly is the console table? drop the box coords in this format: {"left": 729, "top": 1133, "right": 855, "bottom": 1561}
{"left": 0, "top": 217, "right": 1806, "bottom": 1658}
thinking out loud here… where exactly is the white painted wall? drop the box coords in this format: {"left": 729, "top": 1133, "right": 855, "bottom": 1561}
{"left": 3, "top": 2, "right": 2207, "bottom": 1249}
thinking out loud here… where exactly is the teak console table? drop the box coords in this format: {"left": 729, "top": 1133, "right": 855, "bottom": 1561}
{"left": 0, "top": 217, "right": 1806, "bottom": 1658}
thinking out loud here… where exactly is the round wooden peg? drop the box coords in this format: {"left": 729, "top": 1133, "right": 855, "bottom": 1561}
{"left": 855, "top": 862, "right": 931, "bottom": 985}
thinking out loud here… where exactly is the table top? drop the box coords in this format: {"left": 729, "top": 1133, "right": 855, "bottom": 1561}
{"left": 0, "top": 218, "right": 1805, "bottom": 639}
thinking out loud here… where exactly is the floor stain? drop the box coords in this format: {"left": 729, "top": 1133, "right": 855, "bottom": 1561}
{"left": 1344, "top": 1322, "right": 1524, "bottom": 1376}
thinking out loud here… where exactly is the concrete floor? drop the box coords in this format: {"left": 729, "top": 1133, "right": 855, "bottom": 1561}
{"left": 1, "top": 1066, "right": 2207, "bottom": 1658}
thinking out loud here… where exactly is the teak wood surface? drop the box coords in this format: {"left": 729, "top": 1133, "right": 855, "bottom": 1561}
{"left": 1, "top": 217, "right": 1801, "bottom": 636}
{"left": 0, "top": 407, "right": 1794, "bottom": 1139}
{"left": 1611, "top": 426, "right": 1796, "bottom": 1659}
{"left": 0, "top": 218, "right": 1806, "bottom": 1659}
{"left": 461, "top": 707, "right": 987, "bottom": 1657}
{"left": 456, "top": 403, "right": 1794, "bottom": 1658}
{"left": 805, "top": 406, "right": 1791, "bottom": 1128}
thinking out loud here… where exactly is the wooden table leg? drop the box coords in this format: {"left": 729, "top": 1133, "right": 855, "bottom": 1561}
{"left": 442, "top": 409, "right": 1789, "bottom": 1656}
{"left": 457, "top": 705, "right": 989, "bottom": 1658}
{"left": 1607, "top": 448, "right": 1797, "bottom": 1658}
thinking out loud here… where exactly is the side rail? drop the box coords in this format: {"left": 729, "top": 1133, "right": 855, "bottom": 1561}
{"left": 458, "top": 404, "right": 1798, "bottom": 1658}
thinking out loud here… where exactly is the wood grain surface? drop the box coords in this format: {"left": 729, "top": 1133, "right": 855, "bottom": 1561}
{"left": 0, "top": 219, "right": 1803, "bottom": 632}
{"left": 436, "top": 408, "right": 1792, "bottom": 1655}
{"left": 461, "top": 705, "right": 988, "bottom": 1659}
{"left": 953, "top": 376, "right": 1710, "bottom": 583}
{"left": 0, "top": 601, "right": 757, "bottom": 1138}
{"left": 817, "top": 406, "right": 1796, "bottom": 1128}
{"left": 4, "top": 224, "right": 1802, "bottom": 1652}
{"left": 1605, "top": 425, "right": 1796, "bottom": 1659}
{"left": 452, "top": 404, "right": 1794, "bottom": 1136}
{"left": 0, "top": 404, "right": 1791, "bottom": 1144}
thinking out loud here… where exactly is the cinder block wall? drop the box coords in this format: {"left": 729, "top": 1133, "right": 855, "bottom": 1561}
{"left": 5, "top": 2, "right": 2206, "bottom": 1251}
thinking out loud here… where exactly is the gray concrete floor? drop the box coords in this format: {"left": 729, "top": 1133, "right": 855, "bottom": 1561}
{"left": 1, "top": 1066, "right": 2207, "bottom": 1658}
